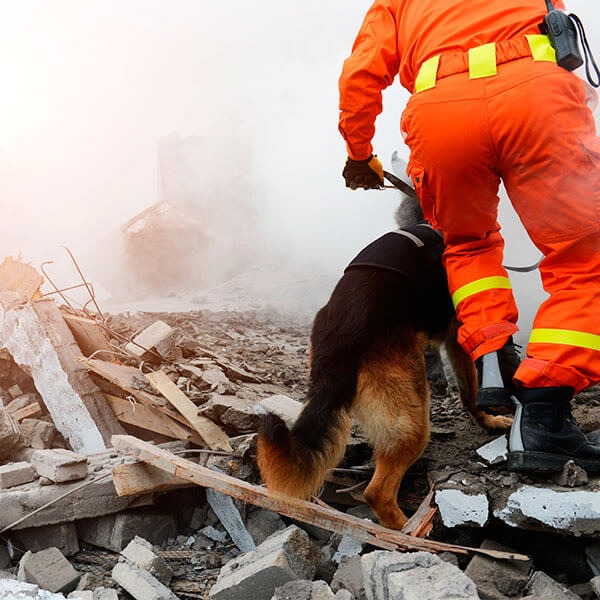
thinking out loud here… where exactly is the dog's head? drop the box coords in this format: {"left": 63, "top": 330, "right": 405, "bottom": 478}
{"left": 395, "top": 195, "right": 425, "bottom": 228}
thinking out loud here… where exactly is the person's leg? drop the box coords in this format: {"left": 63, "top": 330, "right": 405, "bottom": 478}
{"left": 491, "top": 60, "right": 600, "bottom": 471}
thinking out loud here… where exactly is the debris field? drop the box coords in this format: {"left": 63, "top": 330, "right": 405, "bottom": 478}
{"left": 1, "top": 256, "right": 600, "bottom": 600}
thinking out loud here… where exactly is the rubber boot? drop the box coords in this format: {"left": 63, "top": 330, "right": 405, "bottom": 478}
{"left": 475, "top": 337, "right": 520, "bottom": 414}
{"left": 507, "top": 386, "right": 600, "bottom": 473}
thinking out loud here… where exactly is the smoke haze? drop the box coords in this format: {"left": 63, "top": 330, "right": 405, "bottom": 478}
{"left": 0, "top": 1, "right": 598, "bottom": 327}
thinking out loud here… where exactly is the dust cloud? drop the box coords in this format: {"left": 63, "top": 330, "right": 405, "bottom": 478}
{"left": 0, "top": 1, "right": 597, "bottom": 326}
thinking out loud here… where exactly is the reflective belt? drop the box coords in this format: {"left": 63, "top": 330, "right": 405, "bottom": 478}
{"left": 529, "top": 328, "right": 600, "bottom": 352}
{"left": 452, "top": 276, "right": 512, "bottom": 309}
{"left": 415, "top": 35, "right": 557, "bottom": 94}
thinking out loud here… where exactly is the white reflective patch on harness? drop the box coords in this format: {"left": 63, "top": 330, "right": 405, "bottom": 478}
{"left": 392, "top": 229, "right": 424, "bottom": 247}
{"left": 481, "top": 351, "right": 504, "bottom": 388}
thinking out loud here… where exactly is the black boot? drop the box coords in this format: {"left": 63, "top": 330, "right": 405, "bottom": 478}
{"left": 475, "top": 337, "right": 520, "bottom": 414}
{"left": 507, "top": 386, "right": 600, "bottom": 473}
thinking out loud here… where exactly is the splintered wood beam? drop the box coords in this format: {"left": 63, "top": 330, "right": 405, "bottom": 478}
{"left": 144, "top": 371, "right": 231, "bottom": 452}
{"left": 112, "top": 461, "right": 192, "bottom": 496}
{"left": 111, "top": 434, "right": 529, "bottom": 562}
{"left": 103, "top": 394, "right": 204, "bottom": 445}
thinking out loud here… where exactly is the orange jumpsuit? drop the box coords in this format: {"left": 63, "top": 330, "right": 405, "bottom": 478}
{"left": 339, "top": 0, "right": 600, "bottom": 393}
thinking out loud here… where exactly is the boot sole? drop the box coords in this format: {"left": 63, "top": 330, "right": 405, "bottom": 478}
{"left": 507, "top": 451, "right": 600, "bottom": 473}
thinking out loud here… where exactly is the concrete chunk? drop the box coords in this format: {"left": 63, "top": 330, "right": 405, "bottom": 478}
{"left": 20, "top": 547, "right": 80, "bottom": 594}
{"left": 77, "top": 512, "right": 177, "bottom": 552}
{"left": 30, "top": 449, "right": 88, "bottom": 483}
{"left": 361, "top": 550, "right": 480, "bottom": 600}
{"left": 0, "top": 461, "right": 36, "bottom": 489}
{"left": 20, "top": 419, "right": 57, "bottom": 450}
{"left": 210, "top": 525, "right": 321, "bottom": 600}
{"left": 69, "top": 592, "right": 94, "bottom": 600}
{"left": 331, "top": 556, "right": 365, "bottom": 600}
{"left": 14, "top": 523, "right": 80, "bottom": 557}
{"left": 332, "top": 536, "right": 363, "bottom": 565}
{"left": 0, "top": 408, "right": 24, "bottom": 460}
{"left": 126, "top": 320, "right": 182, "bottom": 362}
{"left": 522, "top": 571, "right": 582, "bottom": 599}
{"left": 112, "top": 561, "right": 179, "bottom": 600}
{"left": 257, "top": 395, "right": 302, "bottom": 427}
{"left": 121, "top": 536, "right": 173, "bottom": 585}
{"left": 475, "top": 435, "right": 508, "bottom": 466}
{"left": 0, "top": 579, "right": 71, "bottom": 599}
{"left": 465, "top": 540, "right": 532, "bottom": 599}
{"left": 272, "top": 580, "right": 336, "bottom": 600}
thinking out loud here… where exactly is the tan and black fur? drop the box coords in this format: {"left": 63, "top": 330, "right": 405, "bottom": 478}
{"left": 257, "top": 224, "right": 511, "bottom": 530}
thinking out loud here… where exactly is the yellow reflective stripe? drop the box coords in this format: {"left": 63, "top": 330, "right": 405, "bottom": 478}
{"left": 526, "top": 35, "right": 557, "bottom": 63}
{"left": 415, "top": 55, "right": 440, "bottom": 93}
{"left": 452, "top": 276, "right": 512, "bottom": 309}
{"left": 469, "top": 43, "right": 497, "bottom": 79}
{"left": 529, "top": 329, "right": 600, "bottom": 351}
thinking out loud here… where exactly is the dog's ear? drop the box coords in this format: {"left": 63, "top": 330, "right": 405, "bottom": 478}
{"left": 395, "top": 195, "right": 425, "bottom": 228}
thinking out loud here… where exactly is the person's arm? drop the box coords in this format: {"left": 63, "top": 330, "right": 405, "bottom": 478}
{"left": 338, "top": 0, "right": 400, "bottom": 161}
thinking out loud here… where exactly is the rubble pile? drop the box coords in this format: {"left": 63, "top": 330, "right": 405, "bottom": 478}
{"left": 1, "top": 257, "right": 600, "bottom": 599}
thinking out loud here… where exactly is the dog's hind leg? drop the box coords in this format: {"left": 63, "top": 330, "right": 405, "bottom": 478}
{"left": 353, "top": 330, "right": 430, "bottom": 530}
{"left": 444, "top": 319, "right": 512, "bottom": 432}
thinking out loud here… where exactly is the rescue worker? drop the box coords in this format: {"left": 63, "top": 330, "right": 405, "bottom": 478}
{"left": 339, "top": 0, "right": 600, "bottom": 472}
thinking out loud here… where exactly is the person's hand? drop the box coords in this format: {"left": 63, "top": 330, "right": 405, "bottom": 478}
{"left": 342, "top": 155, "right": 384, "bottom": 189}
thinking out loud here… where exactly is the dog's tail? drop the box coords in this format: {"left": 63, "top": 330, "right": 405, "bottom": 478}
{"left": 257, "top": 397, "right": 352, "bottom": 500}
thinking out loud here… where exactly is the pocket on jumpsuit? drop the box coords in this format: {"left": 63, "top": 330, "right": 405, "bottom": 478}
{"left": 407, "top": 161, "right": 438, "bottom": 228}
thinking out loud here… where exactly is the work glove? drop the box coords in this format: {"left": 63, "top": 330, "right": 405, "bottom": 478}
{"left": 343, "top": 154, "right": 384, "bottom": 190}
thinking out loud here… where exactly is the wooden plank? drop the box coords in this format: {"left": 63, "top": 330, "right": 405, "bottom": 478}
{"left": 144, "top": 371, "right": 231, "bottom": 452}
{"left": 81, "top": 358, "right": 213, "bottom": 438}
{"left": 104, "top": 394, "right": 202, "bottom": 443}
{"left": 12, "top": 402, "right": 42, "bottom": 422}
{"left": 111, "top": 434, "right": 530, "bottom": 562}
{"left": 61, "top": 312, "right": 114, "bottom": 359}
{"left": 0, "top": 257, "right": 43, "bottom": 301}
{"left": 112, "top": 461, "right": 192, "bottom": 496}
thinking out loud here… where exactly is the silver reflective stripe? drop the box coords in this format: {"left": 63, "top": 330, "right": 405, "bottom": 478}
{"left": 509, "top": 397, "right": 524, "bottom": 452}
{"left": 481, "top": 351, "right": 504, "bottom": 389}
{"left": 392, "top": 229, "right": 424, "bottom": 247}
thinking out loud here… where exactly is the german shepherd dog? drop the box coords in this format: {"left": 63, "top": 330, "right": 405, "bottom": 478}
{"left": 257, "top": 199, "right": 511, "bottom": 530}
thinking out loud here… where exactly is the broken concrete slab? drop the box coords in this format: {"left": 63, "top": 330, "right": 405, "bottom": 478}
{"left": 12, "top": 523, "right": 80, "bottom": 557}
{"left": 256, "top": 395, "right": 302, "bottom": 427}
{"left": 77, "top": 512, "right": 177, "bottom": 552}
{"left": 20, "top": 419, "right": 57, "bottom": 450}
{"left": 0, "top": 579, "right": 71, "bottom": 599}
{"left": 111, "top": 561, "right": 178, "bottom": 600}
{"left": 435, "top": 487, "right": 489, "bottom": 528}
{"left": 0, "top": 300, "right": 124, "bottom": 453}
{"left": 0, "top": 473, "right": 151, "bottom": 531}
{"left": 493, "top": 484, "right": 600, "bottom": 536}
{"left": 332, "top": 536, "right": 363, "bottom": 564}
{"left": 246, "top": 508, "right": 286, "bottom": 546}
{"left": 522, "top": 571, "right": 582, "bottom": 599}
{"left": 125, "top": 320, "right": 182, "bottom": 362}
{"left": 475, "top": 435, "right": 508, "bottom": 466}
{"left": 120, "top": 536, "right": 173, "bottom": 586}
{"left": 20, "top": 547, "right": 79, "bottom": 594}
{"left": 0, "top": 461, "right": 36, "bottom": 489}
{"left": 209, "top": 525, "right": 321, "bottom": 600}
{"left": 30, "top": 450, "right": 88, "bottom": 483}
{"left": 361, "top": 550, "right": 480, "bottom": 600}
{"left": 206, "top": 486, "right": 256, "bottom": 554}
{"left": 0, "top": 408, "right": 24, "bottom": 460}
{"left": 465, "top": 539, "right": 532, "bottom": 599}
{"left": 272, "top": 580, "right": 338, "bottom": 600}
{"left": 200, "top": 395, "right": 258, "bottom": 434}
{"left": 331, "top": 556, "right": 366, "bottom": 600}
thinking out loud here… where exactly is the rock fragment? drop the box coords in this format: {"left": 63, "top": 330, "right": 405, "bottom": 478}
{"left": 120, "top": 536, "right": 173, "bottom": 585}
{"left": 521, "top": 571, "right": 582, "bottom": 599}
{"left": 209, "top": 525, "right": 321, "bottom": 600}
{"left": 0, "top": 461, "right": 37, "bottom": 489}
{"left": 19, "top": 547, "right": 80, "bottom": 594}
{"left": 112, "top": 561, "right": 178, "bottom": 600}
{"left": 30, "top": 449, "right": 88, "bottom": 483}
{"left": 361, "top": 550, "right": 479, "bottom": 600}
{"left": 464, "top": 540, "right": 532, "bottom": 599}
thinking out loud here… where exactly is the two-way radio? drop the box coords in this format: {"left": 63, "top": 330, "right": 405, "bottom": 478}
{"left": 543, "top": 0, "right": 600, "bottom": 87}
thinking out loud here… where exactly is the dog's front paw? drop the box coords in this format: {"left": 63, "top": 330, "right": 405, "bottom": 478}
{"left": 476, "top": 412, "right": 513, "bottom": 432}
